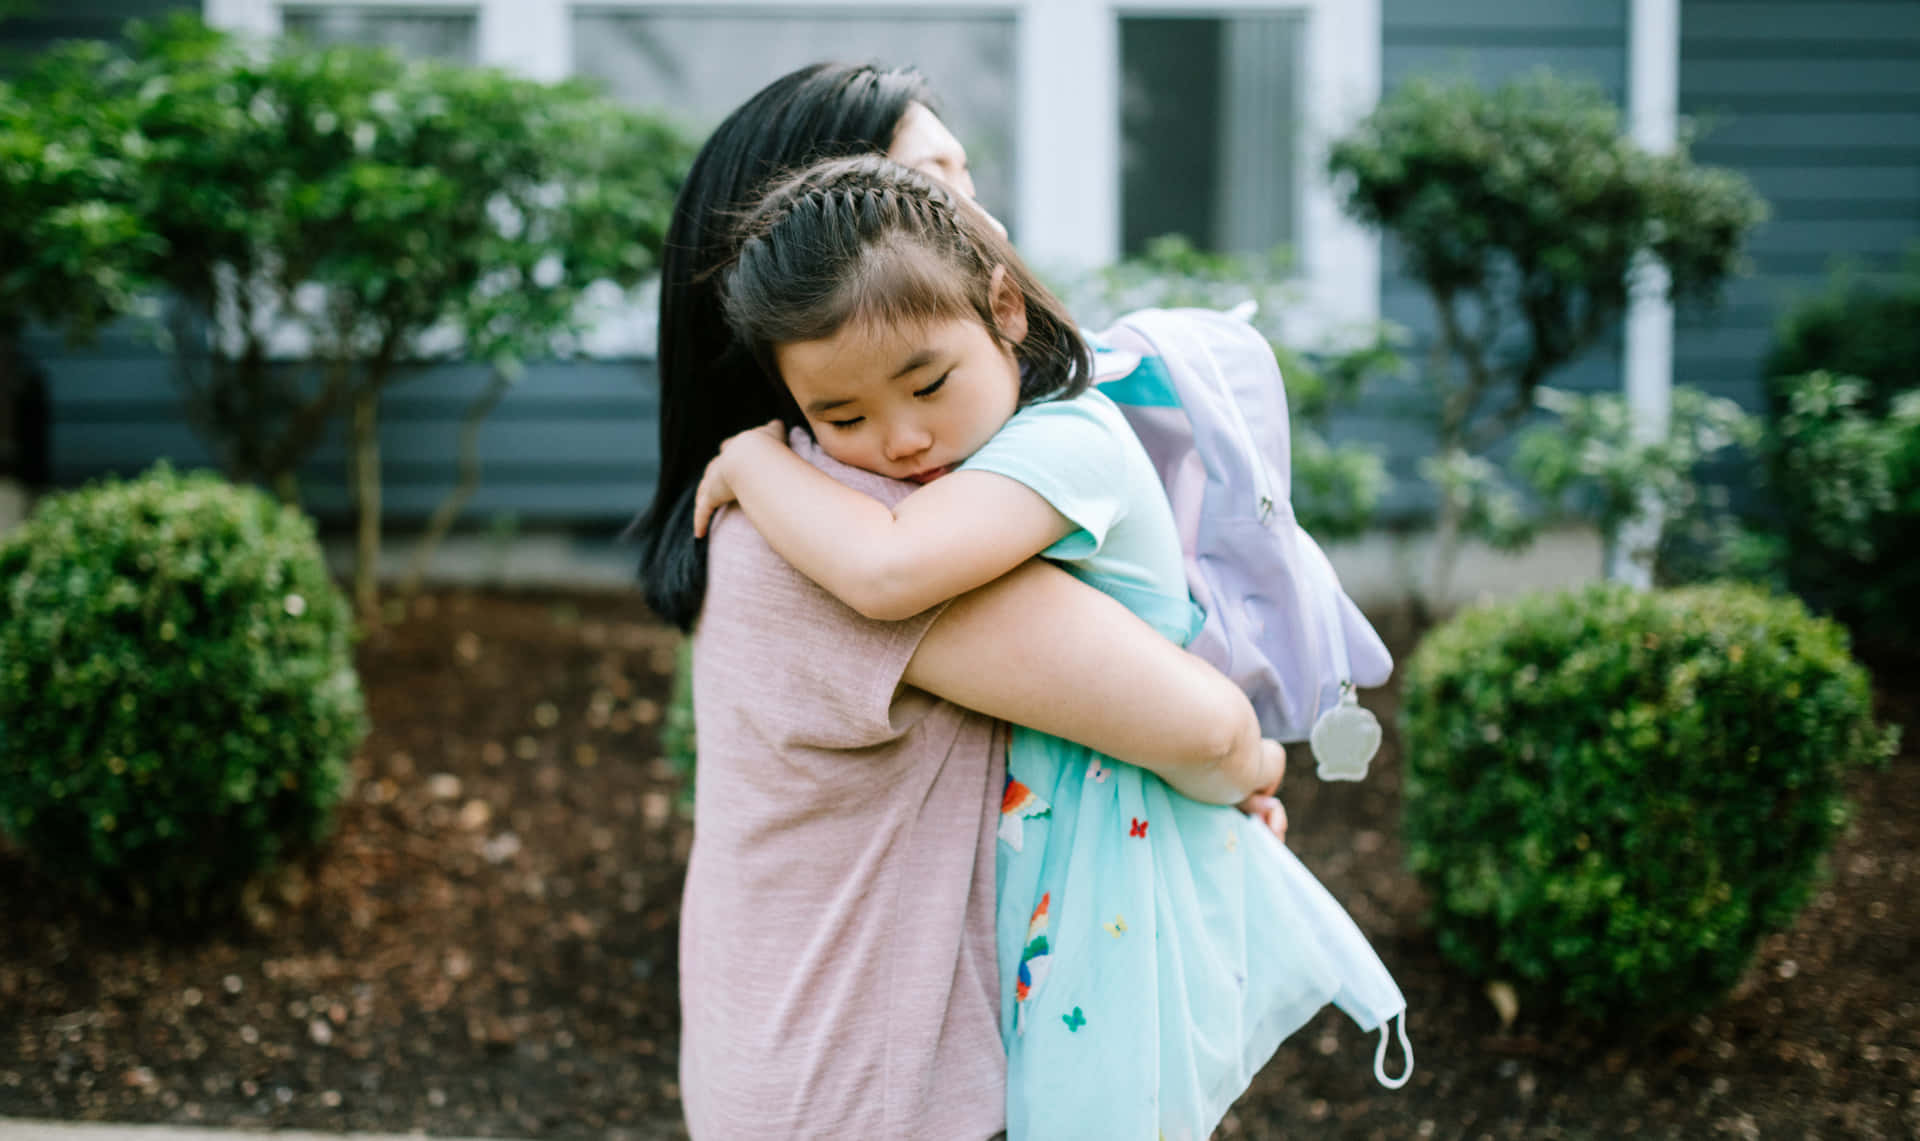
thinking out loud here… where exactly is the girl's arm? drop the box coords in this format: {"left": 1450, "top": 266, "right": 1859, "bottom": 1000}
{"left": 693, "top": 424, "right": 1071, "bottom": 622}
{"left": 903, "top": 556, "right": 1285, "bottom": 806}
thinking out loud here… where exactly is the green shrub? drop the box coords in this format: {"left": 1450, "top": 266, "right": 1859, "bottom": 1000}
{"left": 0, "top": 464, "right": 366, "bottom": 923}
{"left": 1762, "top": 266, "right": 1920, "bottom": 654}
{"left": 662, "top": 642, "right": 696, "bottom": 805}
{"left": 1765, "top": 261, "right": 1920, "bottom": 417}
{"left": 1401, "top": 583, "right": 1896, "bottom": 1023}
{"left": 1513, "top": 385, "right": 1767, "bottom": 585}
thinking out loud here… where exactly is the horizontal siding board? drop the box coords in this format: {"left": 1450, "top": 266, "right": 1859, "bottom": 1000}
{"left": 1742, "top": 216, "right": 1920, "bottom": 255}
{"left": 1689, "top": 111, "right": 1920, "bottom": 150}
{"left": 1386, "top": 287, "right": 1796, "bottom": 334}
{"left": 1743, "top": 248, "right": 1910, "bottom": 277}
{"left": 48, "top": 358, "right": 657, "bottom": 407}
{"left": 24, "top": 319, "right": 177, "bottom": 359}
{"left": 297, "top": 480, "right": 655, "bottom": 521}
{"left": 1683, "top": 5, "right": 1920, "bottom": 45}
{"left": 1704, "top": 272, "right": 1903, "bottom": 312}
{"left": 52, "top": 424, "right": 220, "bottom": 471}
{"left": 50, "top": 467, "right": 660, "bottom": 523}
{"left": 1766, "top": 196, "right": 1917, "bottom": 221}
{"left": 1672, "top": 323, "right": 1775, "bottom": 361}
{"left": 1684, "top": 59, "right": 1920, "bottom": 99}
{"left": 54, "top": 417, "right": 658, "bottom": 470}
{"left": 1687, "top": 376, "right": 1769, "bottom": 409}
{"left": 1700, "top": 144, "right": 1920, "bottom": 167}
{"left": 1383, "top": 0, "right": 1623, "bottom": 34}
{"left": 1384, "top": 44, "right": 1624, "bottom": 91}
{"left": 42, "top": 465, "right": 661, "bottom": 523}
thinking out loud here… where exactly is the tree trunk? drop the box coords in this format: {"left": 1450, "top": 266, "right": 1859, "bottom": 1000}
{"left": 401, "top": 367, "right": 511, "bottom": 597}
{"left": 1428, "top": 475, "right": 1468, "bottom": 618}
{"left": 0, "top": 324, "right": 23, "bottom": 481}
{"left": 349, "top": 388, "right": 382, "bottom": 622}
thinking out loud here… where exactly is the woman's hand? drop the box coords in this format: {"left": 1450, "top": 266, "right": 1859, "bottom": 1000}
{"left": 693, "top": 420, "right": 787, "bottom": 538}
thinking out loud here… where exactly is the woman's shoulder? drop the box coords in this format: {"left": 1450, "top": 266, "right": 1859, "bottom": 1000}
{"left": 789, "top": 427, "right": 919, "bottom": 508}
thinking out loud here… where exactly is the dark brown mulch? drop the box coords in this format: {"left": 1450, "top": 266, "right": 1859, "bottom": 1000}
{"left": 2, "top": 590, "right": 1916, "bottom": 1140}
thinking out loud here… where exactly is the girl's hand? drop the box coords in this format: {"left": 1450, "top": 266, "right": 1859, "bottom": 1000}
{"left": 1238, "top": 793, "right": 1288, "bottom": 844}
{"left": 692, "top": 420, "right": 787, "bottom": 538}
{"left": 1236, "top": 738, "right": 1287, "bottom": 842}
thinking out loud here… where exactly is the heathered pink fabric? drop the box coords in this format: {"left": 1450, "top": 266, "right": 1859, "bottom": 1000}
{"left": 679, "top": 438, "right": 1007, "bottom": 1141}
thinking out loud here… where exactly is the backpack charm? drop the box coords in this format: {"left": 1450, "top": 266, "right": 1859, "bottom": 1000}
{"left": 1310, "top": 684, "right": 1381, "bottom": 781}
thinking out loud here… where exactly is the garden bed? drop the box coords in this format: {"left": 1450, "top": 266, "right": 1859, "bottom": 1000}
{"left": 2, "top": 590, "right": 1915, "bottom": 1139}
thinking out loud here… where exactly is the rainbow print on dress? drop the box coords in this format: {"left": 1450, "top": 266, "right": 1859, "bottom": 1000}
{"left": 999, "top": 774, "right": 1050, "bottom": 851}
{"left": 1013, "top": 892, "right": 1052, "bottom": 1035}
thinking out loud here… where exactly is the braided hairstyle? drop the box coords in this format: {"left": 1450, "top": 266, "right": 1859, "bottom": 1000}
{"left": 721, "top": 155, "right": 1092, "bottom": 411}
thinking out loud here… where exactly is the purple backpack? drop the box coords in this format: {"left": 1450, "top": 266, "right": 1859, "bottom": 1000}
{"left": 1092, "top": 307, "right": 1392, "bottom": 779}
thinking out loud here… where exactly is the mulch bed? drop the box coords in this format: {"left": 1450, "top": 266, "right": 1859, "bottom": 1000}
{"left": 2, "top": 590, "right": 1916, "bottom": 1140}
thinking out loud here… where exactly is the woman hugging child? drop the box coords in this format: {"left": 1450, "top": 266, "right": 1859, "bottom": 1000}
{"left": 693, "top": 154, "right": 1407, "bottom": 1141}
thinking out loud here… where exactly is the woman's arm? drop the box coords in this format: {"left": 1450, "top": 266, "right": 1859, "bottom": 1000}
{"left": 694, "top": 424, "right": 1073, "bottom": 622}
{"left": 902, "top": 558, "right": 1283, "bottom": 806}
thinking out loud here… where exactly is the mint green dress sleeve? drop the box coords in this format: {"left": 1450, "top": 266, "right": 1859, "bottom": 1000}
{"left": 958, "top": 395, "right": 1131, "bottom": 563}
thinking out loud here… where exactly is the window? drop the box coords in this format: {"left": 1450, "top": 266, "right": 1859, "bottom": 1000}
{"left": 280, "top": 6, "right": 479, "bottom": 62}
{"left": 1119, "top": 13, "right": 1300, "bottom": 259}
{"left": 571, "top": 9, "right": 1020, "bottom": 234}
{"left": 206, "top": 0, "right": 1381, "bottom": 331}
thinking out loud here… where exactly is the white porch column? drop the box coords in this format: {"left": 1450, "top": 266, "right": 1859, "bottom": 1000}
{"left": 1016, "top": 0, "right": 1118, "bottom": 273}
{"left": 1614, "top": 0, "right": 1680, "bottom": 587}
{"left": 202, "top": 0, "right": 278, "bottom": 38}
{"left": 1299, "top": 0, "right": 1381, "bottom": 335}
{"left": 478, "top": 0, "right": 570, "bottom": 80}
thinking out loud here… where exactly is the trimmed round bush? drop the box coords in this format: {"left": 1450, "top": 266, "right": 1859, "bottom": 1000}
{"left": 1401, "top": 584, "right": 1896, "bottom": 1022}
{"left": 0, "top": 464, "right": 366, "bottom": 921}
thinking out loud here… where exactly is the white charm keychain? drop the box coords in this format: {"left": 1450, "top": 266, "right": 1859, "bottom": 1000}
{"left": 1310, "top": 682, "right": 1381, "bottom": 782}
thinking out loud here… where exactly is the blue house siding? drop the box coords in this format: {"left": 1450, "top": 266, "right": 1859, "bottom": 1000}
{"left": 1675, "top": 0, "right": 1920, "bottom": 408}
{"left": 0, "top": 0, "right": 185, "bottom": 66}
{"left": 1350, "top": 0, "right": 1629, "bottom": 522}
{"left": 24, "top": 0, "right": 1920, "bottom": 532}
{"left": 38, "top": 326, "right": 659, "bottom": 526}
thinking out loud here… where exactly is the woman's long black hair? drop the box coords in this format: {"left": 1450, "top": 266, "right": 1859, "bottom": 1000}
{"left": 633, "top": 63, "right": 934, "bottom": 631}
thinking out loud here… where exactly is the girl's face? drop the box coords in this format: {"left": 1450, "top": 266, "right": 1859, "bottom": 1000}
{"left": 776, "top": 268, "right": 1029, "bottom": 484}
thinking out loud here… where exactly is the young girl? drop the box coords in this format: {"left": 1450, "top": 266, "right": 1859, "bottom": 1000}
{"left": 694, "top": 155, "right": 1408, "bottom": 1141}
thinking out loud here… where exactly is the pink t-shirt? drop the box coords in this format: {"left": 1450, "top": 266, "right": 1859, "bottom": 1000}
{"left": 678, "top": 440, "right": 1007, "bottom": 1140}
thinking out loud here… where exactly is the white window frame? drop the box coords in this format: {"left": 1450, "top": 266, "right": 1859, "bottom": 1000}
{"left": 205, "top": 0, "right": 1380, "bottom": 338}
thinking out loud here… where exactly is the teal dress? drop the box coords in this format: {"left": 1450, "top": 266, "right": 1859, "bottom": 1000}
{"left": 966, "top": 387, "right": 1408, "bottom": 1141}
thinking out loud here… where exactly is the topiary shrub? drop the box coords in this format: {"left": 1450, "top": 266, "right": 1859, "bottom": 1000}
{"left": 1329, "top": 72, "right": 1764, "bottom": 604}
{"left": 1400, "top": 583, "right": 1897, "bottom": 1023}
{"left": 0, "top": 463, "right": 366, "bottom": 923}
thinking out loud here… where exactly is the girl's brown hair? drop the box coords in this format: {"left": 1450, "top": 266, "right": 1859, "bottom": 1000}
{"left": 720, "top": 155, "right": 1092, "bottom": 406}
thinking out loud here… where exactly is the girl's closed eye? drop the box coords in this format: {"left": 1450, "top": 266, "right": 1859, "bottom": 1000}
{"left": 826, "top": 415, "right": 866, "bottom": 430}
{"left": 914, "top": 371, "right": 951, "bottom": 398}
